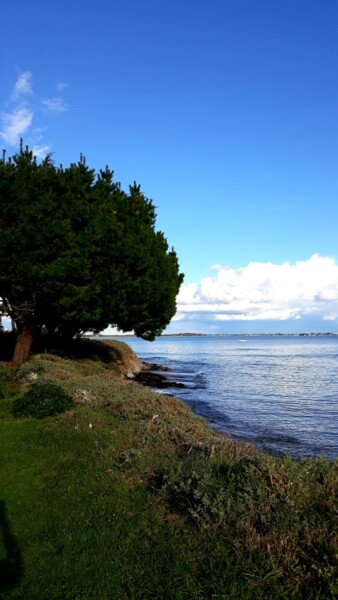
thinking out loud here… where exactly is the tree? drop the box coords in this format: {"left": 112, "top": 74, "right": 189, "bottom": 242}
{"left": 0, "top": 143, "right": 183, "bottom": 367}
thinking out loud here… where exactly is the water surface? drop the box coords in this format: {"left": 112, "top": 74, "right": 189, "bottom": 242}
{"left": 112, "top": 335, "right": 338, "bottom": 459}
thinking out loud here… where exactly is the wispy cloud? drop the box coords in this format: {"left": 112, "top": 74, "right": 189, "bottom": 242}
{"left": 43, "top": 97, "right": 68, "bottom": 114}
{"left": 0, "top": 107, "right": 33, "bottom": 145}
{"left": 32, "top": 144, "right": 51, "bottom": 158}
{"left": 175, "top": 254, "right": 338, "bottom": 325}
{"left": 1, "top": 72, "right": 69, "bottom": 157}
{"left": 10, "top": 71, "right": 33, "bottom": 101}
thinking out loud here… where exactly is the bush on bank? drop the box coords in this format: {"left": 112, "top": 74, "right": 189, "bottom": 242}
{"left": 12, "top": 381, "right": 73, "bottom": 419}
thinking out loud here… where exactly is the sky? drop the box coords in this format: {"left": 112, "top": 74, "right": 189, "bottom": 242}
{"left": 1, "top": 0, "right": 338, "bottom": 334}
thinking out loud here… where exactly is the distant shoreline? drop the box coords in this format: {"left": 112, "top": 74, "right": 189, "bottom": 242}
{"left": 87, "top": 332, "right": 338, "bottom": 338}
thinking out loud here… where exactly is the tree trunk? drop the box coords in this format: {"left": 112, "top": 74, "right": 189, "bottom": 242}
{"left": 9, "top": 324, "right": 34, "bottom": 369}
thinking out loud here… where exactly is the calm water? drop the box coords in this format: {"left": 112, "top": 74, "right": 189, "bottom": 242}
{"left": 113, "top": 335, "right": 338, "bottom": 460}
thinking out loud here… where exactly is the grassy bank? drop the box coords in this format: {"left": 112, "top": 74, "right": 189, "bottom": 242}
{"left": 0, "top": 340, "right": 337, "bottom": 599}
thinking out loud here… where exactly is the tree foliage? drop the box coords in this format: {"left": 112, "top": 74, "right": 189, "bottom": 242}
{"left": 0, "top": 143, "right": 183, "bottom": 364}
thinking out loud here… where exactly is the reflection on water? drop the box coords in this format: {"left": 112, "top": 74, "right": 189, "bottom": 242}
{"left": 113, "top": 336, "right": 338, "bottom": 459}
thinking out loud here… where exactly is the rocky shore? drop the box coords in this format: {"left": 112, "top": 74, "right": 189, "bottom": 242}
{"left": 133, "top": 362, "right": 186, "bottom": 389}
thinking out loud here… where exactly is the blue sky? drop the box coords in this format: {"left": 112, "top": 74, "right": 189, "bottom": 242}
{"left": 1, "top": 1, "right": 338, "bottom": 333}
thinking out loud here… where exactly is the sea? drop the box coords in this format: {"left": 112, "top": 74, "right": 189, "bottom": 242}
{"left": 110, "top": 335, "right": 338, "bottom": 460}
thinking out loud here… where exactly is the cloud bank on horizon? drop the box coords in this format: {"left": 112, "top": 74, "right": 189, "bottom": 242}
{"left": 102, "top": 255, "right": 338, "bottom": 336}
{"left": 0, "top": 71, "right": 68, "bottom": 157}
{"left": 168, "top": 254, "right": 338, "bottom": 333}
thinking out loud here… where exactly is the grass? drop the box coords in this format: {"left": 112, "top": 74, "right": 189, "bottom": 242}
{"left": 0, "top": 339, "right": 337, "bottom": 599}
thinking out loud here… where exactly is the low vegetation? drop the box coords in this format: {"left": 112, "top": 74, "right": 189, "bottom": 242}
{"left": 12, "top": 382, "right": 74, "bottom": 419}
{"left": 0, "top": 339, "right": 337, "bottom": 599}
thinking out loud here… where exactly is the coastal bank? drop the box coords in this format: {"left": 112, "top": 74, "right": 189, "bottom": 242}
{"left": 0, "top": 338, "right": 337, "bottom": 599}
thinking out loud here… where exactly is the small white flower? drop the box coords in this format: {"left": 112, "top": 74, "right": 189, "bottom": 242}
{"left": 27, "top": 372, "right": 38, "bottom": 382}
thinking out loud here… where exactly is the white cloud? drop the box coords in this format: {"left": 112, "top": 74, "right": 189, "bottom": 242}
{"left": 176, "top": 255, "right": 338, "bottom": 324}
{"left": 10, "top": 71, "right": 33, "bottom": 101}
{"left": 32, "top": 144, "right": 51, "bottom": 158}
{"left": 0, "top": 107, "right": 33, "bottom": 145}
{"left": 43, "top": 97, "right": 68, "bottom": 113}
{"left": 1, "top": 72, "right": 69, "bottom": 152}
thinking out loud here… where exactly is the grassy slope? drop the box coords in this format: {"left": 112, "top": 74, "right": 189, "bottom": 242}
{"left": 0, "top": 340, "right": 337, "bottom": 600}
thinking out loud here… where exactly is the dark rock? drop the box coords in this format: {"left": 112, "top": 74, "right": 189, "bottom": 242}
{"left": 141, "top": 362, "right": 171, "bottom": 372}
{"left": 134, "top": 369, "right": 186, "bottom": 389}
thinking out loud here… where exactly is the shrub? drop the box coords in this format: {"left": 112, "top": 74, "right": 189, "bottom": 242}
{"left": 12, "top": 381, "right": 73, "bottom": 419}
{"left": 15, "top": 358, "right": 47, "bottom": 382}
{"left": 162, "top": 462, "right": 228, "bottom": 528}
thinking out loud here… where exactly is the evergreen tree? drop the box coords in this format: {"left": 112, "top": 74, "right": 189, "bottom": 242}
{"left": 0, "top": 143, "right": 183, "bottom": 366}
